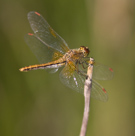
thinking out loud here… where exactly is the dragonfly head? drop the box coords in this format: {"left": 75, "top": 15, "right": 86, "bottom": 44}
{"left": 79, "top": 46, "right": 90, "bottom": 57}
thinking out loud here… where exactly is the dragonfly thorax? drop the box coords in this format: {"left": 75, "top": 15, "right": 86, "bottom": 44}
{"left": 63, "top": 46, "right": 90, "bottom": 62}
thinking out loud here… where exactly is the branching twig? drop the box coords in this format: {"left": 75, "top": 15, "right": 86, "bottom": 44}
{"left": 79, "top": 58, "right": 94, "bottom": 136}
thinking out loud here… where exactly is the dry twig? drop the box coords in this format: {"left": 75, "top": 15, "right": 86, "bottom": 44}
{"left": 80, "top": 58, "right": 94, "bottom": 136}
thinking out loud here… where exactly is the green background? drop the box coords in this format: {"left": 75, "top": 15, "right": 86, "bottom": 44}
{"left": 0, "top": 0, "right": 135, "bottom": 136}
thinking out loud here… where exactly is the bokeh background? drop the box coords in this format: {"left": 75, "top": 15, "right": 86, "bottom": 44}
{"left": 0, "top": 0, "right": 135, "bottom": 136}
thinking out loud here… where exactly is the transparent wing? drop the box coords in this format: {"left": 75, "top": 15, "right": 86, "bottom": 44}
{"left": 59, "top": 62, "right": 108, "bottom": 101}
{"left": 27, "top": 11, "right": 69, "bottom": 54}
{"left": 93, "top": 63, "right": 114, "bottom": 80}
{"left": 25, "top": 33, "right": 63, "bottom": 64}
{"left": 59, "top": 62, "right": 85, "bottom": 94}
{"left": 77, "top": 58, "right": 114, "bottom": 80}
{"left": 91, "top": 79, "right": 108, "bottom": 102}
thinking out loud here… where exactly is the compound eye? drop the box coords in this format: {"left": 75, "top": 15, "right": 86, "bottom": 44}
{"left": 79, "top": 46, "right": 90, "bottom": 57}
{"left": 85, "top": 47, "right": 90, "bottom": 55}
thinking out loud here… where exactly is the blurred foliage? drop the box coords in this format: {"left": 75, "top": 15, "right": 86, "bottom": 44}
{"left": 0, "top": 0, "right": 135, "bottom": 136}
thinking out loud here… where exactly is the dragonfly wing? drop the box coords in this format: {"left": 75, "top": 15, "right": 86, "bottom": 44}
{"left": 27, "top": 11, "right": 69, "bottom": 54}
{"left": 91, "top": 79, "right": 108, "bottom": 102}
{"left": 46, "top": 68, "right": 59, "bottom": 73}
{"left": 93, "top": 63, "right": 114, "bottom": 80}
{"left": 59, "top": 62, "right": 85, "bottom": 94}
{"left": 25, "top": 33, "right": 63, "bottom": 64}
{"left": 77, "top": 58, "right": 114, "bottom": 80}
{"left": 59, "top": 62, "right": 108, "bottom": 101}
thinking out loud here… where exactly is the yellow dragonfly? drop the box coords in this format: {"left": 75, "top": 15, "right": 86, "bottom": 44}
{"left": 20, "top": 11, "right": 113, "bottom": 102}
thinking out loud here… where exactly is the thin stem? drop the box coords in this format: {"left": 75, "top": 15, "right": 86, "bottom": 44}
{"left": 79, "top": 58, "right": 94, "bottom": 136}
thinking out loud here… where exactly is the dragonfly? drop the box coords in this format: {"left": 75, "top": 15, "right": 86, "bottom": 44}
{"left": 19, "top": 11, "right": 113, "bottom": 102}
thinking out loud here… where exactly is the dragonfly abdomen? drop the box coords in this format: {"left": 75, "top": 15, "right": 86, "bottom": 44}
{"left": 19, "top": 61, "right": 66, "bottom": 72}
